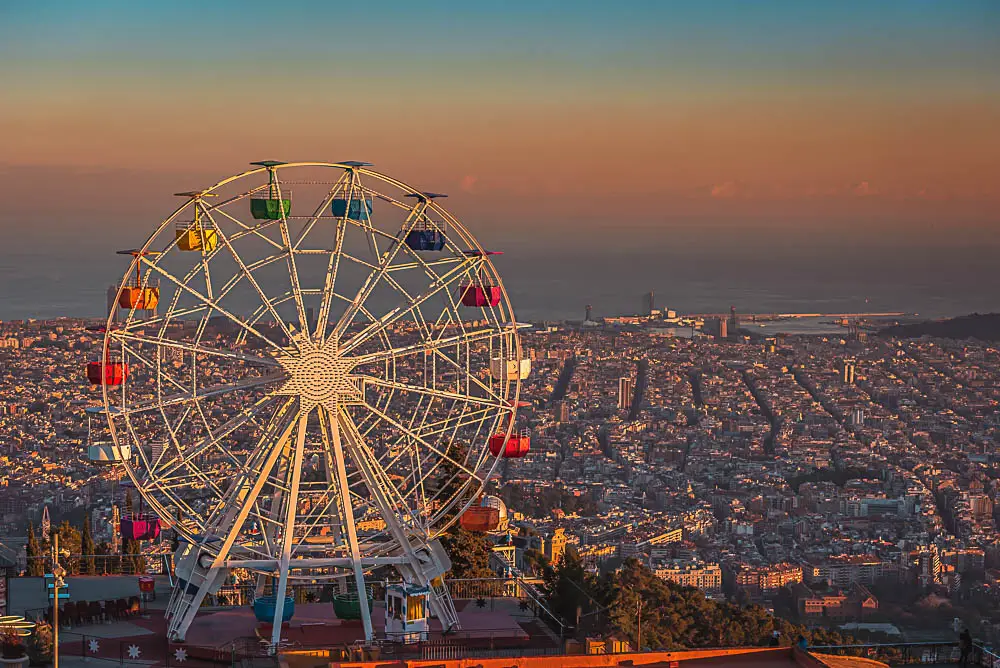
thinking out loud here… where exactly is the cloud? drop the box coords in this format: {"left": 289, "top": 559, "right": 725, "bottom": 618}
{"left": 460, "top": 175, "right": 478, "bottom": 192}
{"left": 710, "top": 181, "right": 738, "bottom": 199}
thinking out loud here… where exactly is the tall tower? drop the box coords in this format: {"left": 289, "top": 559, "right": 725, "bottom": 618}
{"left": 585, "top": 304, "right": 593, "bottom": 322}
{"left": 41, "top": 506, "right": 51, "bottom": 539}
{"left": 841, "top": 358, "right": 857, "bottom": 384}
{"left": 728, "top": 305, "right": 739, "bottom": 336}
{"left": 618, "top": 376, "right": 634, "bottom": 411}
{"left": 647, "top": 291, "right": 655, "bottom": 316}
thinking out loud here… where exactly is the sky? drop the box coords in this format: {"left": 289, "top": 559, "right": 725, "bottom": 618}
{"left": 0, "top": 1, "right": 998, "bottom": 319}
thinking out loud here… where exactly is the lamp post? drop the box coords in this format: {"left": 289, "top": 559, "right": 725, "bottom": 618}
{"left": 50, "top": 535, "right": 67, "bottom": 668}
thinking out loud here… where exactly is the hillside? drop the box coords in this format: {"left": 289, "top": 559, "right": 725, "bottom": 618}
{"left": 879, "top": 313, "right": 1000, "bottom": 341}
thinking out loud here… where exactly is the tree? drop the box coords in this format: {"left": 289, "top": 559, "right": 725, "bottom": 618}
{"left": 81, "top": 520, "right": 96, "bottom": 575}
{"left": 25, "top": 524, "right": 43, "bottom": 577}
{"left": 541, "top": 546, "right": 600, "bottom": 634}
{"left": 543, "top": 558, "right": 854, "bottom": 651}
{"left": 56, "top": 521, "right": 82, "bottom": 575}
{"left": 125, "top": 539, "right": 146, "bottom": 575}
{"left": 439, "top": 524, "right": 494, "bottom": 580}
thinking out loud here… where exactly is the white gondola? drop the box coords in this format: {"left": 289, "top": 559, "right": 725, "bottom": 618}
{"left": 490, "top": 356, "right": 531, "bottom": 381}
{"left": 85, "top": 406, "right": 132, "bottom": 463}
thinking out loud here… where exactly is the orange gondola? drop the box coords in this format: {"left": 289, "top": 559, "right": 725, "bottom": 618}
{"left": 460, "top": 503, "right": 501, "bottom": 532}
{"left": 116, "top": 249, "right": 161, "bottom": 310}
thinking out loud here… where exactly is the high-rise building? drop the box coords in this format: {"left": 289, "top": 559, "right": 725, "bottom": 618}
{"left": 728, "top": 305, "right": 739, "bottom": 336}
{"left": 705, "top": 317, "right": 727, "bottom": 340}
{"left": 646, "top": 291, "right": 655, "bottom": 316}
{"left": 585, "top": 304, "right": 593, "bottom": 322}
{"left": 618, "top": 376, "right": 634, "bottom": 411}
{"left": 841, "top": 358, "right": 857, "bottom": 384}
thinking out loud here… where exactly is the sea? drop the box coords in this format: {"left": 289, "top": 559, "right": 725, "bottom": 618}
{"left": 1, "top": 235, "right": 997, "bottom": 325}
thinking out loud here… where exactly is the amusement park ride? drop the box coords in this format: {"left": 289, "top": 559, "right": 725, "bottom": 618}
{"left": 83, "top": 162, "right": 530, "bottom": 651}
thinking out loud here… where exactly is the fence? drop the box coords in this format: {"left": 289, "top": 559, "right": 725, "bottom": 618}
{"left": 811, "top": 641, "right": 1000, "bottom": 666}
{"left": 23, "top": 553, "right": 173, "bottom": 576}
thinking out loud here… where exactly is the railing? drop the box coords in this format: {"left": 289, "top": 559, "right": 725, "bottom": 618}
{"left": 811, "top": 640, "right": 1000, "bottom": 665}
{"left": 22, "top": 552, "right": 172, "bottom": 576}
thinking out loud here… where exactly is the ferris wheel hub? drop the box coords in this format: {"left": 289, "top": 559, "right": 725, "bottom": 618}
{"left": 272, "top": 337, "right": 363, "bottom": 408}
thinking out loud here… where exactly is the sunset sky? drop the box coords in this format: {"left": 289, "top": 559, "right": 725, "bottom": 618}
{"left": 1, "top": 1, "right": 998, "bottom": 318}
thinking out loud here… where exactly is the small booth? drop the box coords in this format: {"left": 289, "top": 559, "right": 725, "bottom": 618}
{"left": 249, "top": 161, "right": 291, "bottom": 220}
{"left": 385, "top": 583, "right": 430, "bottom": 643}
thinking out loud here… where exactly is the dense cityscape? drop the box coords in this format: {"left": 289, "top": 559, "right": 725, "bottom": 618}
{"left": 2, "top": 305, "right": 998, "bottom": 652}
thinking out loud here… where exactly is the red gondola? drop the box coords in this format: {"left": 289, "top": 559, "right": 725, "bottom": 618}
{"left": 460, "top": 504, "right": 501, "bottom": 532}
{"left": 86, "top": 360, "right": 127, "bottom": 386}
{"left": 460, "top": 250, "right": 503, "bottom": 307}
{"left": 460, "top": 285, "right": 502, "bottom": 307}
{"left": 85, "top": 327, "right": 127, "bottom": 386}
{"left": 121, "top": 514, "right": 161, "bottom": 542}
{"left": 489, "top": 429, "right": 530, "bottom": 458}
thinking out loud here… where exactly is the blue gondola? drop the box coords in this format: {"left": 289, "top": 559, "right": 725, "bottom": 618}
{"left": 405, "top": 228, "right": 446, "bottom": 251}
{"left": 331, "top": 198, "right": 373, "bottom": 220}
{"left": 253, "top": 595, "right": 295, "bottom": 623}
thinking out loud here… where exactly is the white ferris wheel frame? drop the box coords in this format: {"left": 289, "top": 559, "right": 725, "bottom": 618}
{"left": 97, "top": 161, "right": 526, "bottom": 645}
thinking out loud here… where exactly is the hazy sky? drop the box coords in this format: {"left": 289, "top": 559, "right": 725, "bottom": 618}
{"left": 1, "top": 1, "right": 998, "bottom": 318}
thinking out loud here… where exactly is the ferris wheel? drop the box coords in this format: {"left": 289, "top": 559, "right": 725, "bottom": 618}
{"left": 91, "top": 161, "right": 530, "bottom": 645}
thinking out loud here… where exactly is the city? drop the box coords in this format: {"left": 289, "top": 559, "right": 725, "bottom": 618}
{"left": 1, "top": 300, "right": 998, "bottom": 666}
{"left": 2, "top": 2, "right": 998, "bottom": 668}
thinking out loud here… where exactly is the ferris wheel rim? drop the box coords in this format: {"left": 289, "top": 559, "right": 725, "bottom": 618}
{"left": 100, "top": 161, "right": 524, "bottom": 569}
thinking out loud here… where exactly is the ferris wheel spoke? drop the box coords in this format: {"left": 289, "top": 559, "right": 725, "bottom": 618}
{"left": 208, "top": 204, "right": 285, "bottom": 251}
{"left": 114, "top": 373, "right": 283, "bottom": 419}
{"left": 154, "top": 394, "right": 281, "bottom": 480}
{"left": 338, "top": 258, "right": 478, "bottom": 357}
{"left": 293, "top": 172, "right": 351, "bottom": 251}
{"left": 315, "top": 218, "right": 349, "bottom": 342}
{"left": 351, "top": 326, "right": 505, "bottom": 368}
{"left": 201, "top": 211, "right": 300, "bottom": 346}
{"left": 204, "top": 398, "right": 299, "bottom": 538}
{"left": 361, "top": 376, "right": 507, "bottom": 410}
{"left": 110, "top": 330, "right": 280, "bottom": 367}
{"left": 332, "top": 199, "right": 429, "bottom": 341}
{"left": 355, "top": 400, "right": 482, "bottom": 484}
{"left": 334, "top": 406, "right": 426, "bottom": 535}
{"left": 118, "top": 340, "right": 191, "bottom": 395}
{"left": 139, "top": 255, "right": 287, "bottom": 352}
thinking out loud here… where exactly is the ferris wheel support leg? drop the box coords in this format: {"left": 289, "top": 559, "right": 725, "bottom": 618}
{"left": 270, "top": 410, "right": 309, "bottom": 653}
{"left": 335, "top": 408, "right": 461, "bottom": 633}
{"left": 327, "top": 405, "right": 375, "bottom": 643}
{"left": 169, "top": 401, "right": 300, "bottom": 642}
